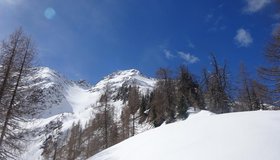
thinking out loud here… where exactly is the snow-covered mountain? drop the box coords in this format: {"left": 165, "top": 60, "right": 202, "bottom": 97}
{"left": 14, "top": 67, "right": 280, "bottom": 160}
{"left": 89, "top": 110, "right": 280, "bottom": 160}
{"left": 19, "top": 67, "right": 156, "bottom": 160}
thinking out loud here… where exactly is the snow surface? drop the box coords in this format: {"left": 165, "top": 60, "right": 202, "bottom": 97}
{"left": 89, "top": 110, "right": 280, "bottom": 160}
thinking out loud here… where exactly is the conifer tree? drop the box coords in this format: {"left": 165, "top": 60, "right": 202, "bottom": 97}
{"left": 0, "top": 28, "right": 37, "bottom": 159}
{"left": 98, "top": 84, "right": 112, "bottom": 148}
{"left": 158, "top": 68, "right": 176, "bottom": 122}
{"left": 67, "top": 122, "right": 82, "bottom": 160}
{"left": 127, "top": 85, "right": 141, "bottom": 136}
{"left": 120, "top": 106, "right": 130, "bottom": 140}
{"left": 177, "top": 65, "right": 204, "bottom": 110}
{"left": 259, "top": 27, "right": 280, "bottom": 105}
{"left": 177, "top": 95, "right": 189, "bottom": 119}
{"left": 148, "top": 68, "right": 177, "bottom": 126}
{"left": 41, "top": 118, "right": 63, "bottom": 160}
{"left": 202, "top": 55, "right": 231, "bottom": 113}
{"left": 237, "top": 63, "right": 254, "bottom": 111}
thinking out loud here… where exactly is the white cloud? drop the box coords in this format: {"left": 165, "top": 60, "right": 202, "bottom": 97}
{"left": 178, "top": 52, "right": 199, "bottom": 64}
{"left": 163, "top": 49, "right": 174, "bottom": 59}
{"left": 272, "top": 23, "right": 280, "bottom": 36}
{"left": 234, "top": 28, "right": 253, "bottom": 47}
{"left": 243, "top": 0, "right": 271, "bottom": 13}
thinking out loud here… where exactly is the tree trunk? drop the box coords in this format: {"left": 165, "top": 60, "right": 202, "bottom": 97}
{"left": 104, "top": 98, "right": 108, "bottom": 148}
{"left": 53, "top": 143, "right": 57, "bottom": 160}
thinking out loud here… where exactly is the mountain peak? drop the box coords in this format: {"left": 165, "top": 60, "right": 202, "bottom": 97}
{"left": 93, "top": 69, "right": 155, "bottom": 93}
{"left": 107, "top": 69, "right": 141, "bottom": 79}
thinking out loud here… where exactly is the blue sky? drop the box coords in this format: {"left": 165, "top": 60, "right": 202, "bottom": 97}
{"left": 0, "top": 0, "right": 278, "bottom": 83}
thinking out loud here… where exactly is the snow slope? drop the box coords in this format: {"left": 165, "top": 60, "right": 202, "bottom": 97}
{"left": 89, "top": 110, "right": 280, "bottom": 160}
{"left": 18, "top": 67, "right": 156, "bottom": 160}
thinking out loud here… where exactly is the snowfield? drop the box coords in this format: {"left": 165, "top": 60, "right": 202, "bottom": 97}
{"left": 89, "top": 110, "right": 280, "bottom": 160}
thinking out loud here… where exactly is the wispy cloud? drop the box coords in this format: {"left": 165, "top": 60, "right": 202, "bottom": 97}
{"left": 205, "top": 14, "right": 213, "bottom": 22}
{"left": 218, "top": 3, "right": 224, "bottom": 8}
{"left": 187, "top": 40, "right": 195, "bottom": 49}
{"left": 205, "top": 14, "right": 226, "bottom": 32}
{"left": 163, "top": 49, "right": 199, "bottom": 64}
{"left": 234, "top": 28, "right": 253, "bottom": 47}
{"left": 163, "top": 49, "right": 175, "bottom": 59}
{"left": 178, "top": 52, "right": 199, "bottom": 64}
{"left": 243, "top": 0, "right": 271, "bottom": 13}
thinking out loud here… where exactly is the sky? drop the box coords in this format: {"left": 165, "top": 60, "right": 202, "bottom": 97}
{"left": 0, "top": 0, "right": 279, "bottom": 84}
